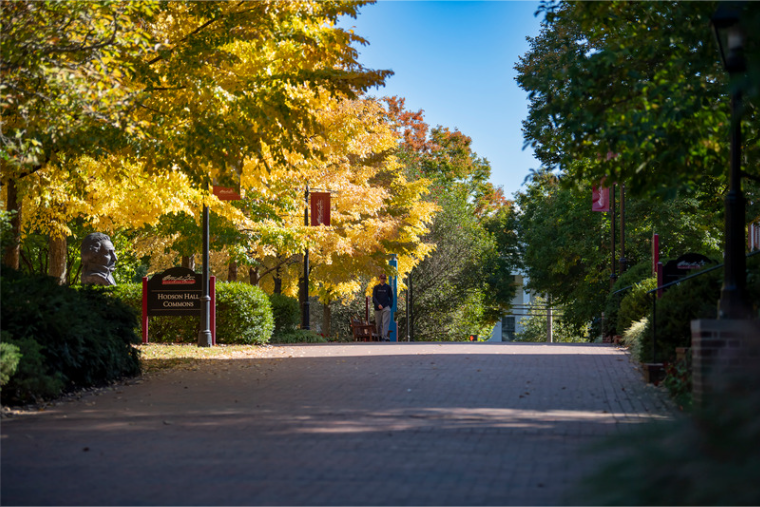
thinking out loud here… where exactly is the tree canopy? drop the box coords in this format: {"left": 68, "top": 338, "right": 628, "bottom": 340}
{"left": 516, "top": 1, "right": 760, "bottom": 198}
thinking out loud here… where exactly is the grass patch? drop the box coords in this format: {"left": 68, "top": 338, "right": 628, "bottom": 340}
{"left": 138, "top": 343, "right": 274, "bottom": 374}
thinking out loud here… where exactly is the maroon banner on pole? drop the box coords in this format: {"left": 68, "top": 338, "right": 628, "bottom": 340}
{"left": 213, "top": 185, "right": 241, "bottom": 201}
{"left": 592, "top": 186, "right": 610, "bottom": 212}
{"left": 652, "top": 233, "right": 660, "bottom": 275}
{"left": 310, "top": 192, "right": 331, "bottom": 226}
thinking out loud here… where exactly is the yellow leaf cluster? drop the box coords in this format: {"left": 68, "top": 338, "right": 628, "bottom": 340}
{"left": 20, "top": 156, "right": 203, "bottom": 239}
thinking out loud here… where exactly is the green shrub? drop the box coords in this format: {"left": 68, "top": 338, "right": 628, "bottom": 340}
{"left": 216, "top": 282, "right": 273, "bottom": 345}
{"left": 269, "top": 329, "right": 327, "bottom": 344}
{"left": 112, "top": 281, "right": 274, "bottom": 345}
{"left": 617, "top": 277, "right": 656, "bottom": 333}
{"left": 662, "top": 355, "right": 692, "bottom": 412}
{"left": 0, "top": 338, "right": 22, "bottom": 386}
{"left": 621, "top": 316, "right": 648, "bottom": 363}
{"left": 603, "top": 261, "right": 654, "bottom": 336}
{"left": 268, "top": 293, "right": 300, "bottom": 336}
{"left": 1, "top": 269, "right": 141, "bottom": 405}
{"left": 641, "top": 268, "right": 721, "bottom": 363}
{"left": 2, "top": 335, "right": 65, "bottom": 402}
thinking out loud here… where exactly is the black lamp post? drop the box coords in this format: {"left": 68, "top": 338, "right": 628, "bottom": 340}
{"left": 302, "top": 185, "right": 310, "bottom": 330}
{"left": 712, "top": 2, "right": 748, "bottom": 319}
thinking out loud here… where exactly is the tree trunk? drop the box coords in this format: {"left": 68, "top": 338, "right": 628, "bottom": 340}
{"left": 249, "top": 267, "right": 259, "bottom": 285}
{"left": 2, "top": 179, "right": 21, "bottom": 270}
{"left": 181, "top": 255, "right": 195, "bottom": 271}
{"left": 227, "top": 260, "right": 238, "bottom": 282}
{"left": 273, "top": 277, "right": 282, "bottom": 294}
{"left": 48, "top": 234, "right": 67, "bottom": 285}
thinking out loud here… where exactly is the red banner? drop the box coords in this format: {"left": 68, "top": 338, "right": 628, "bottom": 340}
{"left": 310, "top": 192, "right": 331, "bottom": 226}
{"left": 750, "top": 221, "right": 760, "bottom": 251}
{"left": 213, "top": 185, "right": 241, "bottom": 201}
{"left": 592, "top": 186, "right": 610, "bottom": 212}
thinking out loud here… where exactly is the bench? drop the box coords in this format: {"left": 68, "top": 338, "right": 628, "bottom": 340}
{"left": 349, "top": 316, "right": 379, "bottom": 342}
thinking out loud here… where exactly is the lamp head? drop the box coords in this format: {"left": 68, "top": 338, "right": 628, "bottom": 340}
{"left": 711, "top": 2, "right": 746, "bottom": 74}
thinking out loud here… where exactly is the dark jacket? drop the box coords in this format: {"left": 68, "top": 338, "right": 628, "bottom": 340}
{"left": 372, "top": 282, "right": 393, "bottom": 311}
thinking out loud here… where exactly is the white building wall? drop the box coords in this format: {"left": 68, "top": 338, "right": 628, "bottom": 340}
{"left": 488, "top": 274, "right": 535, "bottom": 342}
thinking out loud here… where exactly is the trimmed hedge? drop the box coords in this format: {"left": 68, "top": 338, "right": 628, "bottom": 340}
{"left": 268, "top": 293, "right": 301, "bottom": 337}
{"left": 111, "top": 281, "right": 274, "bottom": 345}
{"left": 1, "top": 269, "right": 141, "bottom": 405}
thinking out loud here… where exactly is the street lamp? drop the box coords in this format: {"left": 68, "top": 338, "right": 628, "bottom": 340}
{"left": 711, "top": 2, "right": 748, "bottom": 319}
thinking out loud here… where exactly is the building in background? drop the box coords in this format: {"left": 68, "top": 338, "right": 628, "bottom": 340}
{"left": 489, "top": 274, "right": 536, "bottom": 342}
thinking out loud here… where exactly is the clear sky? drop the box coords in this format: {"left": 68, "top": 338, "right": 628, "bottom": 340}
{"left": 339, "top": 0, "right": 544, "bottom": 199}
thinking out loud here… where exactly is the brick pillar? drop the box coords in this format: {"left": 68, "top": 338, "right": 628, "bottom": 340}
{"left": 691, "top": 319, "right": 760, "bottom": 407}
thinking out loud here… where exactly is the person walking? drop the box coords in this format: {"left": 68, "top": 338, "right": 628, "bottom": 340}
{"left": 372, "top": 273, "right": 393, "bottom": 341}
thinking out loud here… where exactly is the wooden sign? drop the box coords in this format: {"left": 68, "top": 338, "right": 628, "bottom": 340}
{"left": 145, "top": 267, "right": 202, "bottom": 316}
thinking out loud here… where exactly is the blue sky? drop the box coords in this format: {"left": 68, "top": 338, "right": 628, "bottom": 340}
{"left": 339, "top": 0, "right": 544, "bottom": 199}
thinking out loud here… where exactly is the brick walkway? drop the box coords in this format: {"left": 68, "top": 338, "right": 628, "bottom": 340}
{"left": 1, "top": 342, "right": 675, "bottom": 506}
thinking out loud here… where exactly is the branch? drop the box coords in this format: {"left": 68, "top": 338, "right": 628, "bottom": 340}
{"left": 146, "top": 2, "right": 248, "bottom": 66}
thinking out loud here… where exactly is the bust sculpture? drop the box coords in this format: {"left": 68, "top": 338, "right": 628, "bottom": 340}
{"left": 80, "top": 233, "right": 118, "bottom": 286}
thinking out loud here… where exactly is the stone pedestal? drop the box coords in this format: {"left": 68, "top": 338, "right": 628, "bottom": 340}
{"left": 691, "top": 319, "right": 760, "bottom": 407}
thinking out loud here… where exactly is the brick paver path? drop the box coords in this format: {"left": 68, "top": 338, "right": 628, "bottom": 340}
{"left": 1, "top": 342, "right": 675, "bottom": 506}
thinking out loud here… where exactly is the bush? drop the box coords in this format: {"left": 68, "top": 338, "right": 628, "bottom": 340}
{"left": 216, "top": 282, "right": 273, "bottom": 345}
{"left": 269, "top": 293, "right": 300, "bottom": 336}
{"left": 662, "top": 355, "right": 692, "bottom": 412}
{"left": 2, "top": 335, "right": 65, "bottom": 402}
{"left": 112, "top": 281, "right": 274, "bottom": 345}
{"left": 1, "top": 269, "right": 141, "bottom": 405}
{"left": 603, "top": 261, "right": 654, "bottom": 336}
{"left": 641, "top": 268, "right": 721, "bottom": 363}
{"left": 622, "top": 316, "right": 648, "bottom": 363}
{"left": 0, "top": 339, "right": 22, "bottom": 386}
{"left": 617, "top": 277, "right": 656, "bottom": 333}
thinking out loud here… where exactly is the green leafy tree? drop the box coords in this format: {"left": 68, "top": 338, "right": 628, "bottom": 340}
{"left": 516, "top": 167, "right": 730, "bottom": 333}
{"left": 516, "top": 1, "right": 760, "bottom": 199}
{"left": 515, "top": 172, "right": 609, "bottom": 332}
{"left": 514, "top": 296, "right": 583, "bottom": 343}
{"left": 392, "top": 117, "right": 519, "bottom": 340}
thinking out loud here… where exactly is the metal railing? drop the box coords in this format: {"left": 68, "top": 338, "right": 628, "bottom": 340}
{"left": 644, "top": 249, "right": 760, "bottom": 362}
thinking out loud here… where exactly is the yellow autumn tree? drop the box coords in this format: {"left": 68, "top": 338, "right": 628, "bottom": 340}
{"left": 212, "top": 95, "right": 438, "bottom": 331}
{"left": 3, "top": 0, "right": 391, "bottom": 283}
